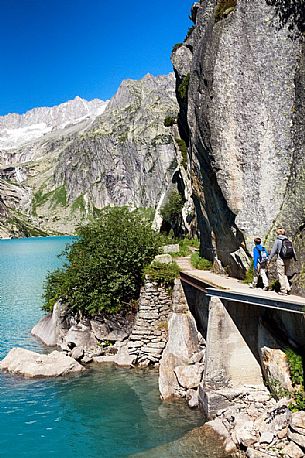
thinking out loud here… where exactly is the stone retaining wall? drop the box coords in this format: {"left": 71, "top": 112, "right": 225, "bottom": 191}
{"left": 127, "top": 277, "right": 172, "bottom": 366}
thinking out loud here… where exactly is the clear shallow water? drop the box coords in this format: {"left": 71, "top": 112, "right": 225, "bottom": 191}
{"left": 0, "top": 236, "right": 205, "bottom": 458}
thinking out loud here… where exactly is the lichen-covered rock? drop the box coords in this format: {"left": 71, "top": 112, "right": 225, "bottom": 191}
{"left": 260, "top": 346, "right": 293, "bottom": 393}
{"left": 0, "top": 348, "right": 84, "bottom": 377}
{"left": 233, "top": 413, "right": 256, "bottom": 447}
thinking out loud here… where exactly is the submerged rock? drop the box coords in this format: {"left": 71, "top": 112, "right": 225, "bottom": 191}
{"left": 113, "top": 344, "right": 137, "bottom": 367}
{"left": 0, "top": 348, "right": 85, "bottom": 378}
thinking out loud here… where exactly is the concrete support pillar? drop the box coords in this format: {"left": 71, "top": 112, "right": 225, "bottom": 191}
{"left": 200, "top": 296, "right": 263, "bottom": 418}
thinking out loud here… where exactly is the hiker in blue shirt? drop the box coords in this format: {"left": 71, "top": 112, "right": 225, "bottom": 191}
{"left": 250, "top": 237, "right": 269, "bottom": 290}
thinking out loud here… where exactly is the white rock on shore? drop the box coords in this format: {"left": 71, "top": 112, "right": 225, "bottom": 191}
{"left": 0, "top": 348, "right": 85, "bottom": 377}
{"left": 31, "top": 301, "right": 63, "bottom": 346}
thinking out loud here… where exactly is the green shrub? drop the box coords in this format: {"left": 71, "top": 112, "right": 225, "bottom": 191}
{"left": 51, "top": 185, "right": 67, "bottom": 207}
{"left": 185, "top": 26, "right": 195, "bottom": 40}
{"left": 178, "top": 74, "right": 190, "bottom": 101}
{"left": 172, "top": 43, "right": 183, "bottom": 53}
{"left": 285, "top": 348, "right": 304, "bottom": 386}
{"left": 175, "top": 138, "right": 188, "bottom": 168}
{"left": 164, "top": 116, "right": 176, "bottom": 127}
{"left": 171, "top": 238, "right": 200, "bottom": 257}
{"left": 243, "top": 264, "right": 254, "bottom": 284}
{"left": 289, "top": 390, "right": 305, "bottom": 412}
{"left": 43, "top": 207, "right": 161, "bottom": 315}
{"left": 144, "top": 261, "right": 180, "bottom": 286}
{"left": 215, "top": 0, "right": 237, "bottom": 22}
{"left": 266, "top": 377, "right": 291, "bottom": 401}
{"left": 285, "top": 347, "right": 305, "bottom": 412}
{"left": 191, "top": 252, "right": 212, "bottom": 270}
{"left": 160, "top": 190, "right": 184, "bottom": 227}
{"left": 71, "top": 194, "right": 86, "bottom": 213}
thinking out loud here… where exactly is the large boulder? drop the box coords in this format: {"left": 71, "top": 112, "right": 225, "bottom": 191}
{"left": 0, "top": 348, "right": 85, "bottom": 377}
{"left": 31, "top": 301, "right": 66, "bottom": 346}
{"left": 113, "top": 344, "right": 137, "bottom": 367}
{"left": 159, "top": 311, "right": 200, "bottom": 399}
{"left": 260, "top": 346, "right": 293, "bottom": 392}
{"left": 174, "top": 363, "right": 204, "bottom": 389}
{"left": 258, "top": 322, "right": 293, "bottom": 393}
{"left": 64, "top": 324, "right": 95, "bottom": 347}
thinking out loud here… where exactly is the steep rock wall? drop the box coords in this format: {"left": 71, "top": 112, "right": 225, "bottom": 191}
{"left": 54, "top": 75, "right": 178, "bottom": 210}
{"left": 173, "top": 0, "right": 305, "bottom": 277}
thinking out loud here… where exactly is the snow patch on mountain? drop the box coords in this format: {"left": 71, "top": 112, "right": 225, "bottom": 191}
{"left": 0, "top": 97, "right": 109, "bottom": 150}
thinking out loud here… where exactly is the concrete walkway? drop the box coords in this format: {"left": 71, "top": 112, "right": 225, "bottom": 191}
{"left": 176, "top": 257, "right": 305, "bottom": 312}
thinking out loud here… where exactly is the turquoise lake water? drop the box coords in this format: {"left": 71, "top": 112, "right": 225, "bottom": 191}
{"left": 0, "top": 236, "right": 207, "bottom": 458}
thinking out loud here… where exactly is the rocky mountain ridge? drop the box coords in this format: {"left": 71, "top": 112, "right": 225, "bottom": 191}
{"left": 0, "top": 73, "right": 184, "bottom": 237}
{"left": 0, "top": 96, "right": 108, "bottom": 150}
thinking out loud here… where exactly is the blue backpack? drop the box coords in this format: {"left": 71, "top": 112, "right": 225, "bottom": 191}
{"left": 256, "top": 247, "right": 268, "bottom": 267}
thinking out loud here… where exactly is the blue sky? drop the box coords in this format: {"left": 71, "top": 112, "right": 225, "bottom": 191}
{"left": 0, "top": 0, "right": 193, "bottom": 115}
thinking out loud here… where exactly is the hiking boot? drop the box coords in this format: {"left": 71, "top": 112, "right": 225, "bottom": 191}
{"left": 249, "top": 284, "right": 254, "bottom": 288}
{"left": 278, "top": 291, "right": 288, "bottom": 296}
{"left": 263, "top": 287, "right": 269, "bottom": 291}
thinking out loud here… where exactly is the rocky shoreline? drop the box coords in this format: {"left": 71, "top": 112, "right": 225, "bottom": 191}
{"left": 205, "top": 387, "right": 305, "bottom": 457}
{"left": 1, "top": 274, "right": 305, "bottom": 458}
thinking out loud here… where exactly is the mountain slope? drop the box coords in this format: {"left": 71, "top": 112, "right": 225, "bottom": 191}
{"left": 0, "top": 73, "right": 179, "bottom": 237}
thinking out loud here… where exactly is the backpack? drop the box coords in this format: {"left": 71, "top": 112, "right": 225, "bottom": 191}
{"left": 256, "top": 247, "right": 268, "bottom": 266}
{"left": 280, "top": 239, "right": 294, "bottom": 259}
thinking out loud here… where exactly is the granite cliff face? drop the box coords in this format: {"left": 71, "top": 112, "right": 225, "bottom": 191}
{"left": 0, "top": 74, "right": 179, "bottom": 237}
{"left": 172, "top": 0, "right": 305, "bottom": 279}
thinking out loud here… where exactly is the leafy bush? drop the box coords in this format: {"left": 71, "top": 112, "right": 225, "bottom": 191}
{"left": 144, "top": 261, "right": 180, "bottom": 286}
{"left": 185, "top": 26, "right": 195, "bottom": 40}
{"left": 243, "top": 264, "right": 254, "bottom": 284}
{"left": 164, "top": 116, "right": 176, "bottom": 127}
{"left": 289, "top": 390, "right": 305, "bottom": 412}
{"left": 191, "top": 253, "right": 213, "bottom": 270}
{"left": 178, "top": 74, "right": 190, "bottom": 101}
{"left": 172, "top": 43, "right": 183, "bottom": 53}
{"left": 160, "top": 190, "right": 184, "bottom": 229}
{"left": 266, "top": 377, "right": 290, "bottom": 401}
{"left": 43, "top": 207, "right": 161, "bottom": 316}
{"left": 171, "top": 238, "right": 200, "bottom": 257}
{"left": 285, "top": 348, "right": 304, "bottom": 386}
{"left": 285, "top": 347, "right": 305, "bottom": 412}
{"left": 215, "top": 0, "right": 237, "bottom": 22}
{"left": 175, "top": 138, "right": 188, "bottom": 168}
